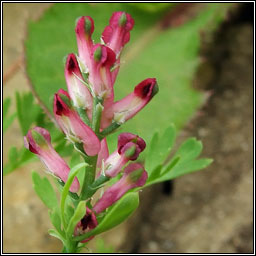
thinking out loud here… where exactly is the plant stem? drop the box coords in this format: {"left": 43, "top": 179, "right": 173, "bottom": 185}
{"left": 76, "top": 107, "right": 91, "bottom": 127}
{"left": 99, "top": 121, "right": 120, "bottom": 139}
{"left": 80, "top": 155, "right": 97, "bottom": 200}
{"left": 92, "top": 97, "right": 103, "bottom": 136}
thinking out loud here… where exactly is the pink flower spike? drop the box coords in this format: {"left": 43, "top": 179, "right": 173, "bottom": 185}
{"left": 75, "top": 16, "right": 94, "bottom": 72}
{"left": 65, "top": 53, "right": 93, "bottom": 111}
{"left": 104, "top": 133, "right": 146, "bottom": 178}
{"left": 53, "top": 89, "right": 100, "bottom": 156}
{"left": 74, "top": 207, "right": 98, "bottom": 243}
{"left": 24, "top": 127, "right": 80, "bottom": 193}
{"left": 93, "top": 163, "right": 147, "bottom": 214}
{"left": 113, "top": 78, "right": 158, "bottom": 124}
{"left": 102, "top": 12, "right": 134, "bottom": 56}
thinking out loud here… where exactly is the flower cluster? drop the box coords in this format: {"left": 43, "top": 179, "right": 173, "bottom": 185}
{"left": 24, "top": 11, "right": 158, "bottom": 242}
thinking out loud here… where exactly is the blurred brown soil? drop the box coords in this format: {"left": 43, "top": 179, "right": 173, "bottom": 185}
{"left": 120, "top": 5, "right": 254, "bottom": 253}
{"left": 3, "top": 3, "right": 253, "bottom": 254}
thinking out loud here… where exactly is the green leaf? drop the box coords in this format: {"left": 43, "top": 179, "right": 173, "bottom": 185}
{"left": 49, "top": 208, "right": 63, "bottom": 235}
{"left": 145, "top": 125, "right": 176, "bottom": 179}
{"left": 48, "top": 229, "right": 66, "bottom": 245}
{"left": 25, "top": 3, "right": 232, "bottom": 152}
{"left": 146, "top": 165, "right": 162, "bottom": 183}
{"left": 145, "top": 132, "right": 159, "bottom": 174}
{"left": 3, "top": 97, "right": 16, "bottom": 133}
{"left": 60, "top": 163, "right": 87, "bottom": 230}
{"left": 3, "top": 97, "right": 11, "bottom": 118}
{"left": 66, "top": 201, "right": 86, "bottom": 238}
{"left": 32, "top": 171, "right": 58, "bottom": 209}
{"left": 69, "top": 153, "right": 84, "bottom": 185}
{"left": 168, "top": 158, "right": 213, "bottom": 180}
{"left": 8, "top": 147, "right": 18, "bottom": 163}
{"left": 16, "top": 91, "right": 42, "bottom": 135}
{"left": 127, "top": 3, "right": 176, "bottom": 13}
{"left": 3, "top": 113, "right": 17, "bottom": 134}
{"left": 73, "top": 192, "right": 139, "bottom": 242}
{"left": 173, "top": 137, "right": 203, "bottom": 161}
{"left": 4, "top": 147, "right": 36, "bottom": 176}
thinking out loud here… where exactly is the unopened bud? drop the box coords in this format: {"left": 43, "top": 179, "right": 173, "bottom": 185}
{"left": 119, "top": 12, "right": 127, "bottom": 27}
{"left": 31, "top": 130, "right": 47, "bottom": 146}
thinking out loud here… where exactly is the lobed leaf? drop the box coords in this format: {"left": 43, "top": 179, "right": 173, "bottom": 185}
{"left": 32, "top": 171, "right": 58, "bottom": 209}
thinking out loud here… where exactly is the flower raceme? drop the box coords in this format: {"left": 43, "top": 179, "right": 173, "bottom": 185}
{"left": 24, "top": 127, "right": 80, "bottom": 193}
{"left": 73, "top": 12, "right": 158, "bottom": 129}
{"left": 24, "top": 11, "right": 158, "bottom": 246}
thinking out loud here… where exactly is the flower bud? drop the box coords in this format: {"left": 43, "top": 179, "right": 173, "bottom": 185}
{"left": 113, "top": 78, "right": 158, "bottom": 124}
{"left": 53, "top": 89, "right": 100, "bottom": 156}
{"left": 24, "top": 127, "right": 80, "bottom": 193}
{"left": 93, "top": 163, "right": 147, "bottom": 213}
{"left": 65, "top": 53, "right": 93, "bottom": 111}
{"left": 104, "top": 133, "right": 146, "bottom": 178}
{"left": 75, "top": 16, "right": 94, "bottom": 72}
{"left": 74, "top": 207, "right": 98, "bottom": 243}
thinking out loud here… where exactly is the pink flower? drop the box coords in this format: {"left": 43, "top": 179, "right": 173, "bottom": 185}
{"left": 93, "top": 163, "right": 147, "bottom": 213}
{"left": 104, "top": 133, "right": 146, "bottom": 178}
{"left": 75, "top": 16, "right": 94, "bottom": 73}
{"left": 53, "top": 89, "right": 100, "bottom": 156}
{"left": 24, "top": 127, "right": 79, "bottom": 193}
{"left": 65, "top": 53, "right": 93, "bottom": 114}
{"left": 74, "top": 207, "right": 98, "bottom": 243}
{"left": 89, "top": 44, "right": 116, "bottom": 129}
{"left": 102, "top": 11, "right": 135, "bottom": 83}
{"left": 102, "top": 11, "right": 134, "bottom": 57}
{"left": 89, "top": 44, "right": 116, "bottom": 97}
{"left": 113, "top": 78, "right": 158, "bottom": 124}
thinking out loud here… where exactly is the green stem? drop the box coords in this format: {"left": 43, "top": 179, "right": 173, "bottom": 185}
{"left": 80, "top": 155, "right": 98, "bottom": 200}
{"left": 99, "top": 121, "right": 120, "bottom": 139}
{"left": 76, "top": 107, "right": 91, "bottom": 127}
{"left": 81, "top": 174, "right": 110, "bottom": 200}
{"left": 65, "top": 240, "right": 78, "bottom": 253}
{"left": 92, "top": 97, "right": 103, "bottom": 135}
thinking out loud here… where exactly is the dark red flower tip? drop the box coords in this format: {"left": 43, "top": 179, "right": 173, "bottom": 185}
{"left": 75, "top": 16, "right": 94, "bottom": 36}
{"left": 53, "top": 89, "right": 71, "bottom": 116}
{"left": 134, "top": 78, "right": 158, "bottom": 99}
{"left": 66, "top": 53, "right": 80, "bottom": 74}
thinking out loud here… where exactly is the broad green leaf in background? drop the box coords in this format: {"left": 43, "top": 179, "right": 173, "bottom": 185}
{"left": 32, "top": 171, "right": 58, "bottom": 209}
{"left": 16, "top": 92, "right": 42, "bottom": 136}
{"left": 3, "top": 97, "right": 17, "bottom": 134}
{"left": 25, "top": 3, "right": 232, "bottom": 152}
{"left": 73, "top": 192, "right": 139, "bottom": 242}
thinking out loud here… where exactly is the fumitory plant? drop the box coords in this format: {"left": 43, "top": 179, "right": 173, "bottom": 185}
{"left": 23, "top": 11, "right": 212, "bottom": 253}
